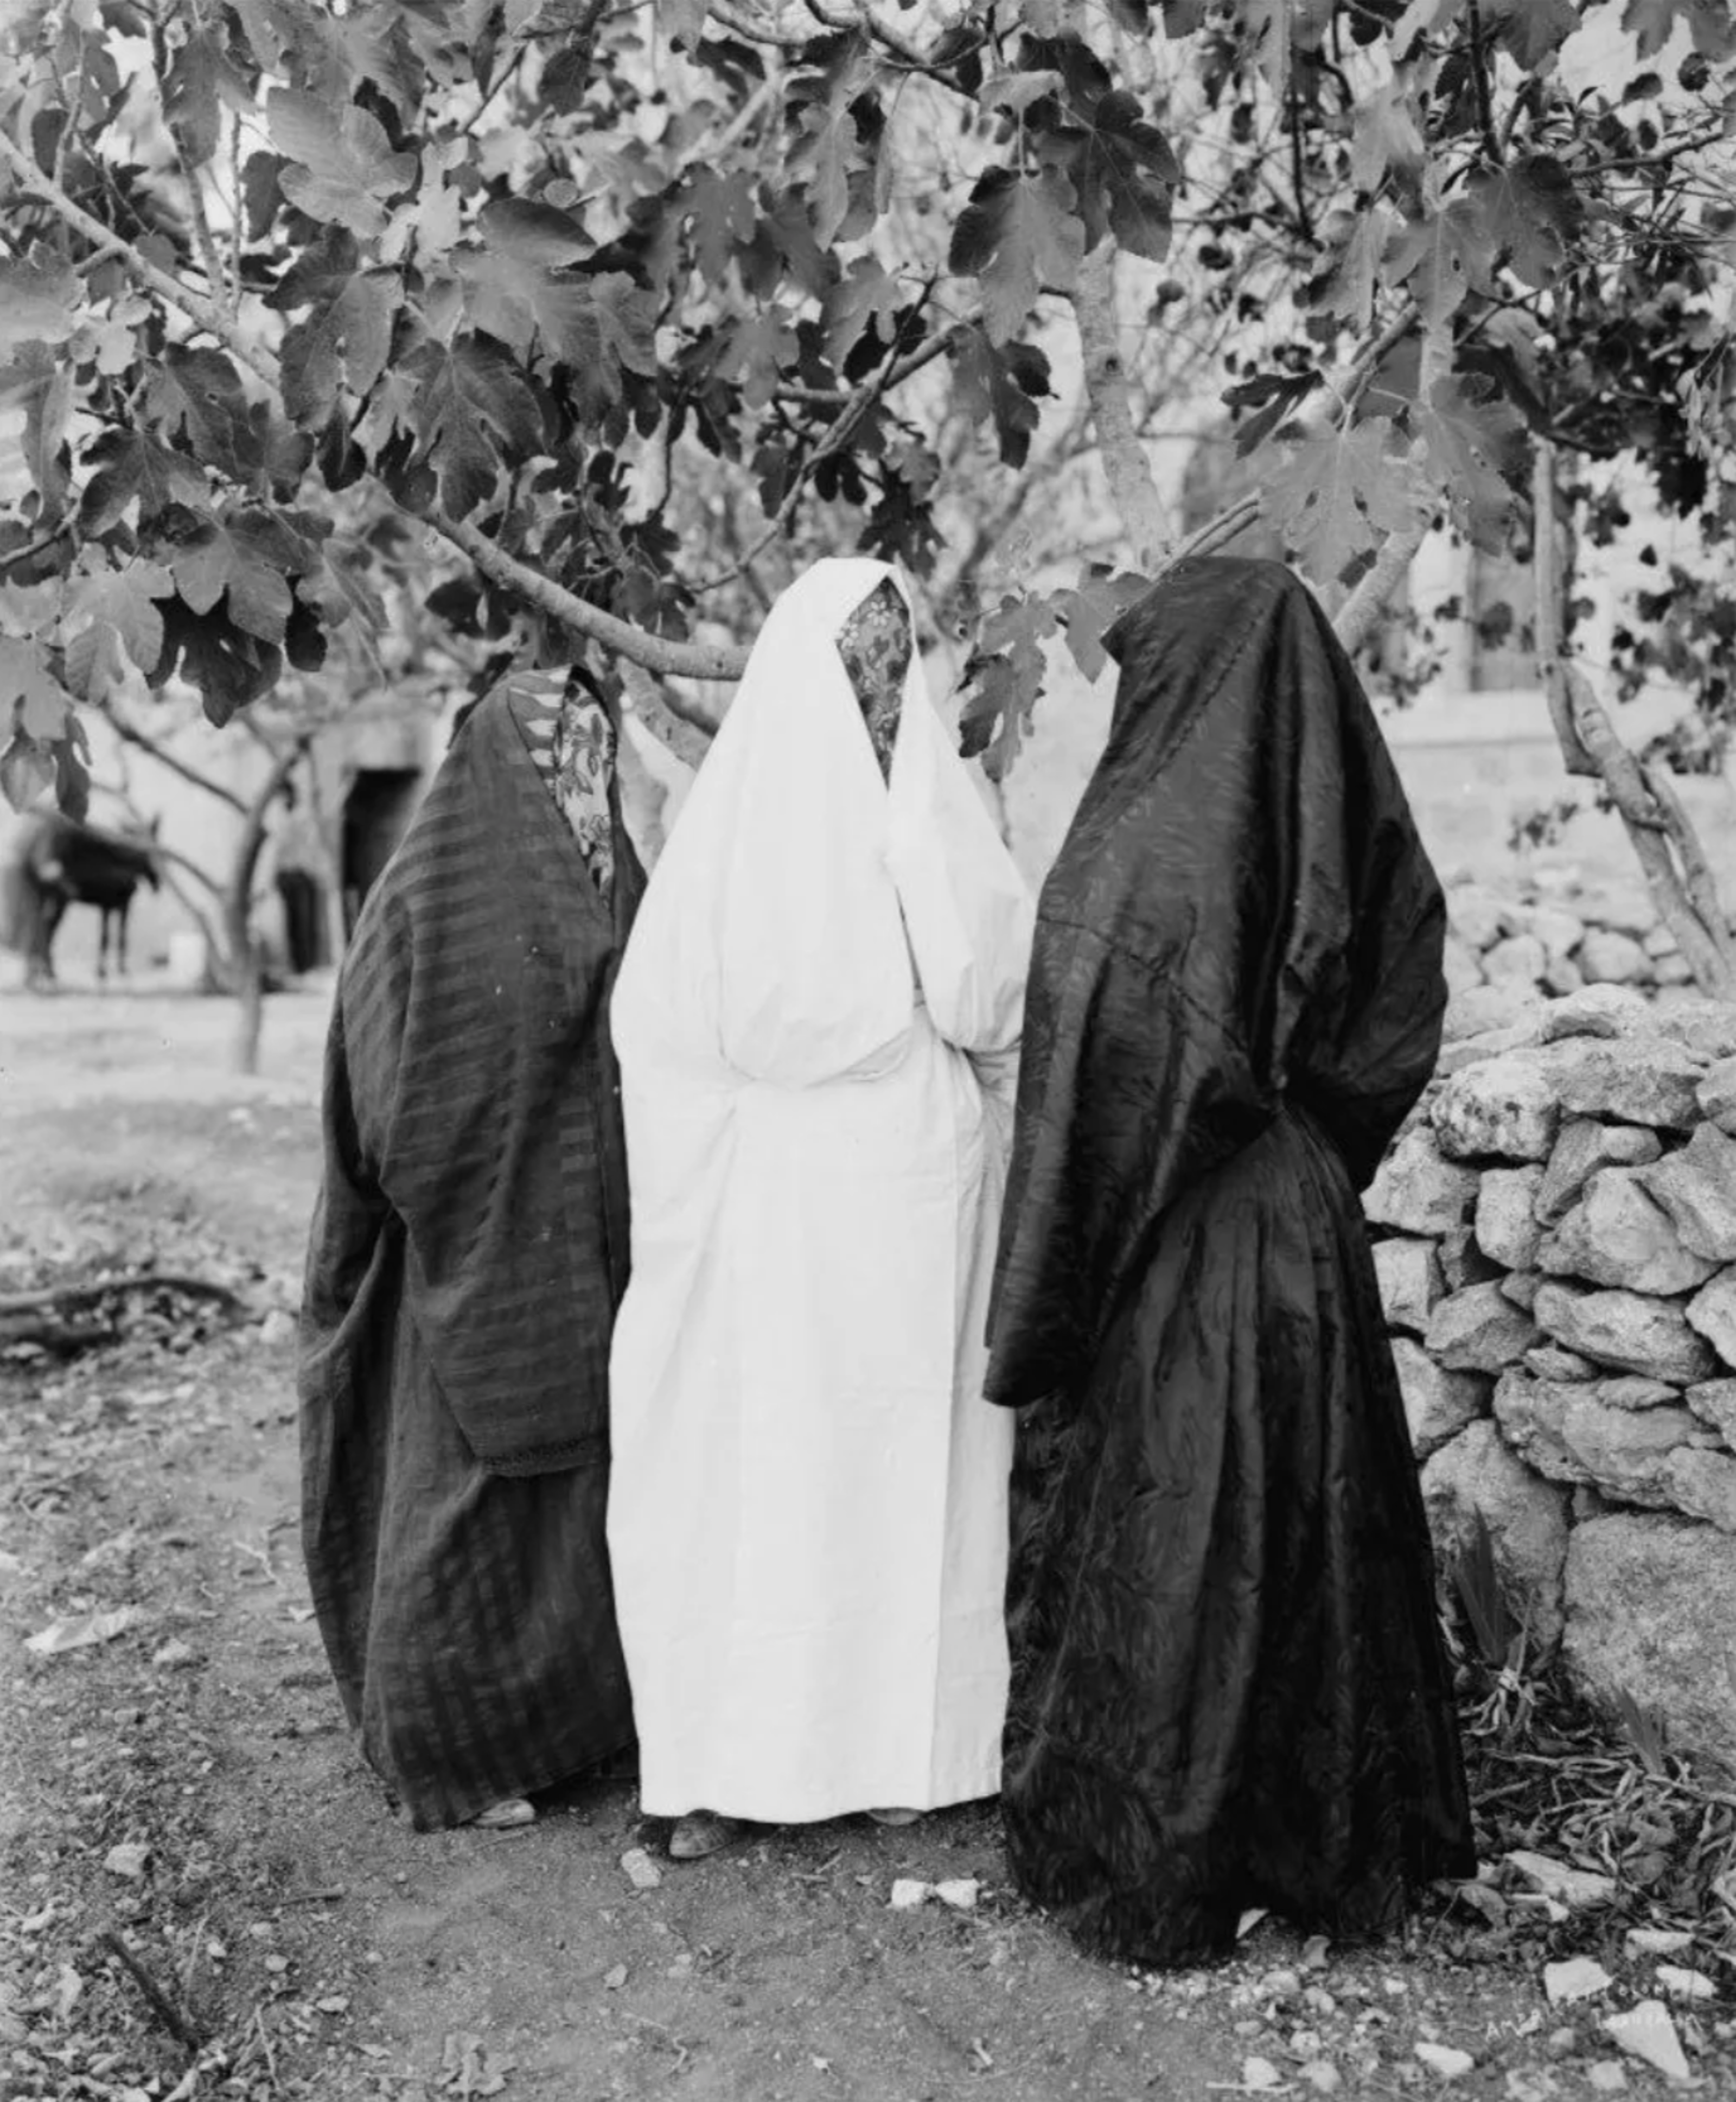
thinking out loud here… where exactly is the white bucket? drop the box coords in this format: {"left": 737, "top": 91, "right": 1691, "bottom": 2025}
{"left": 165, "top": 931, "right": 207, "bottom": 987}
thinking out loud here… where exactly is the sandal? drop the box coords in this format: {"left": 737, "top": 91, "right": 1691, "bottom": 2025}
{"left": 669, "top": 1810, "right": 750, "bottom": 1860}
{"left": 469, "top": 1797, "right": 535, "bottom": 1829}
{"left": 867, "top": 1807, "right": 923, "bottom": 1826}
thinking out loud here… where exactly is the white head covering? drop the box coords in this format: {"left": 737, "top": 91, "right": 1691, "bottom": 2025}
{"left": 612, "top": 557, "right": 1031, "bottom": 1087}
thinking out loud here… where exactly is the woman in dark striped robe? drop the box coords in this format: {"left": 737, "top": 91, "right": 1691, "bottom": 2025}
{"left": 298, "top": 664, "right": 642, "bottom": 1831}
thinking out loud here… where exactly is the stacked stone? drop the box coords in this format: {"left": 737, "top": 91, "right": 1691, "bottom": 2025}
{"left": 1443, "top": 871, "right": 1717, "bottom": 1010}
{"left": 1366, "top": 982, "right": 1736, "bottom": 1761}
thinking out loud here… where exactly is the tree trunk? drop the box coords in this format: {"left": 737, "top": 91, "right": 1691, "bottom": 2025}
{"left": 226, "top": 739, "right": 311, "bottom": 1075}
{"left": 1533, "top": 441, "right": 1735, "bottom": 1001}
{"left": 302, "top": 757, "right": 350, "bottom": 971}
{"left": 1069, "top": 245, "right": 1171, "bottom": 575}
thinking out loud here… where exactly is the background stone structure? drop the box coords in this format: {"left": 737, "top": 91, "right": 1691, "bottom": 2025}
{"left": 1371, "top": 977, "right": 1736, "bottom": 1773}
{"left": 1440, "top": 869, "right": 1733, "bottom": 1015}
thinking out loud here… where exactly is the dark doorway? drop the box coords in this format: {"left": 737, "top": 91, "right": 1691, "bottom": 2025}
{"left": 342, "top": 769, "right": 423, "bottom": 935}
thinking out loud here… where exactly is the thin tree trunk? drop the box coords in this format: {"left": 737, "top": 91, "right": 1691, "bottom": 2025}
{"left": 1069, "top": 245, "right": 1171, "bottom": 575}
{"left": 227, "top": 738, "right": 310, "bottom": 1075}
{"left": 1533, "top": 440, "right": 1734, "bottom": 999}
{"left": 302, "top": 759, "right": 349, "bottom": 971}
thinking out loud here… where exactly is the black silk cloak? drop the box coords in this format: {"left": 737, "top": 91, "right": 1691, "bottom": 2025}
{"left": 984, "top": 557, "right": 1474, "bottom": 1967}
{"left": 298, "top": 678, "right": 643, "bottom": 1830}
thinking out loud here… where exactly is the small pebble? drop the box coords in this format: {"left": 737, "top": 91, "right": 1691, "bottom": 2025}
{"left": 1626, "top": 1928, "right": 1692, "bottom": 1957}
{"left": 1656, "top": 1964, "right": 1715, "bottom": 2003}
{"left": 620, "top": 1847, "right": 662, "bottom": 1891}
{"left": 1414, "top": 2041, "right": 1474, "bottom": 2080}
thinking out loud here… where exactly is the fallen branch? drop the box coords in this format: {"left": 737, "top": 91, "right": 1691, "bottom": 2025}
{"left": 97, "top": 1928, "right": 207, "bottom": 2052}
{"left": 1, "top": 1320, "right": 118, "bottom": 1352}
{"left": 0, "top": 1272, "right": 245, "bottom": 1317}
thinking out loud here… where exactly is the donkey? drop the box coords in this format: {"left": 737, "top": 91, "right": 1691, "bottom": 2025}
{"left": 12, "top": 812, "right": 162, "bottom": 989}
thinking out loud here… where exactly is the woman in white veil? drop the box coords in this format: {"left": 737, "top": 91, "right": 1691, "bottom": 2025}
{"left": 607, "top": 557, "right": 1033, "bottom": 1857}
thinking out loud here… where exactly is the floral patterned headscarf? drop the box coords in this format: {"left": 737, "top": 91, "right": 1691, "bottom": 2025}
{"left": 836, "top": 575, "right": 910, "bottom": 782}
{"left": 501, "top": 667, "right": 617, "bottom": 901}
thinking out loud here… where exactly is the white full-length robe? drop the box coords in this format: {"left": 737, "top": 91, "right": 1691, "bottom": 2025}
{"left": 607, "top": 558, "right": 1034, "bottom": 1823}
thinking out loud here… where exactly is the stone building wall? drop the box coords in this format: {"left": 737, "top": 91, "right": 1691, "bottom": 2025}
{"left": 1373, "top": 978, "right": 1736, "bottom": 1772}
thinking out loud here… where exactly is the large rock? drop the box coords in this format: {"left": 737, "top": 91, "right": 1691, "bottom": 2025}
{"left": 1485, "top": 933, "right": 1548, "bottom": 986}
{"left": 1655, "top": 982, "right": 1706, "bottom": 1015}
{"left": 1442, "top": 934, "right": 1484, "bottom": 997}
{"left": 1565, "top": 1515, "right": 1736, "bottom": 1773}
{"left": 1373, "top": 1237, "right": 1443, "bottom": 1336}
{"left": 1527, "top": 1344, "right": 1599, "bottom": 1381}
{"left": 1531, "top": 1281, "right": 1720, "bottom": 1383}
{"left": 1439, "top": 1225, "right": 1502, "bottom": 1290}
{"left": 1449, "top": 885, "right": 1509, "bottom": 951}
{"left": 1536, "top": 1118, "right": 1663, "bottom": 1224}
{"left": 1664, "top": 1449, "right": 1736, "bottom": 1534}
{"left": 1531, "top": 906, "right": 1587, "bottom": 973}
{"left": 1687, "top": 1377, "right": 1736, "bottom": 1446}
{"left": 1421, "top": 1419, "right": 1571, "bottom": 1652}
{"left": 1426, "top": 1281, "right": 1539, "bottom": 1373}
{"left": 1443, "top": 984, "right": 1541, "bottom": 1043}
{"left": 1657, "top": 1004, "right": 1736, "bottom": 1063}
{"left": 1432, "top": 1050, "right": 1560, "bottom": 1163}
{"left": 1494, "top": 1372, "right": 1708, "bottom": 1508}
{"left": 1686, "top": 1267, "right": 1736, "bottom": 1370}
{"left": 1578, "top": 928, "right": 1651, "bottom": 986}
{"left": 1394, "top": 1339, "right": 1488, "bottom": 1458}
{"left": 1437, "top": 1022, "right": 1547, "bottom": 1078}
{"left": 1698, "top": 1054, "right": 1736, "bottom": 1134}
{"left": 1502, "top": 1269, "right": 1540, "bottom": 1311}
{"left": 1537, "top": 1169, "right": 1719, "bottom": 1296}
{"left": 1574, "top": 883, "right": 1657, "bottom": 939}
{"left": 1364, "top": 1128, "right": 1480, "bottom": 1237}
{"left": 1637, "top": 1124, "right": 1736, "bottom": 1263}
{"left": 1589, "top": 1375, "right": 1681, "bottom": 1411}
{"left": 1540, "top": 983, "right": 1655, "bottom": 1043}
{"left": 1476, "top": 1165, "right": 1544, "bottom": 1271}
{"left": 1550, "top": 1037, "right": 1708, "bottom": 1130}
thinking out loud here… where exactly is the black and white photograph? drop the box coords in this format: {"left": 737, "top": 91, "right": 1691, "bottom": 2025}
{"left": 3, "top": 1, "right": 1736, "bottom": 2095}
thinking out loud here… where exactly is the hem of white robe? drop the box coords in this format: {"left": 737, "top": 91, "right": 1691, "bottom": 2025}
{"left": 638, "top": 1763, "right": 1002, "bottom": 1825}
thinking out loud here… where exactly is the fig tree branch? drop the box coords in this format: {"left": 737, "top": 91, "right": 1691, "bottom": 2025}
{"left": 0, "top": 130, "right": 752, "bottom": 696}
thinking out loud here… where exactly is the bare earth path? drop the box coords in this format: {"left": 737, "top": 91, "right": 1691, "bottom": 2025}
{"left": 0, "top": 985, "right": 1684, "bottom": 2102}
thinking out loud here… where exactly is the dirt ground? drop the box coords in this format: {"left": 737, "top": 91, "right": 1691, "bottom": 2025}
{"left": 1, "top": 984, "right": 1725, "bottom": 2102}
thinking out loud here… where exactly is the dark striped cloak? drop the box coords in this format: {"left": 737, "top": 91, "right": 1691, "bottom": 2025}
{"left": 297, "top": 677, "right": 643, "bottom": 1829}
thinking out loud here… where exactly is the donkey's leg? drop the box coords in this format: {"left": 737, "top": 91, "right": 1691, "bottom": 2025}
{"left": 35, "top": 893, "right": 67, "bottom": 989}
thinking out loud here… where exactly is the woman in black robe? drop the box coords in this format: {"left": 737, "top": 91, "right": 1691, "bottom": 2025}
{"left": 984, "top": 557, "right": 1474, "bottom": 1967}
{"left": 298, "top": 664, "right": 642, "bottom": 1831}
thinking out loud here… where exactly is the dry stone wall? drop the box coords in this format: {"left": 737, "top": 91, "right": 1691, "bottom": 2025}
{"left": 1370, "top": 979, "right": 1736, "bottom": 1770}
{"left": 1443, "top": 869, "right": 1732, "bottom": 1012}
